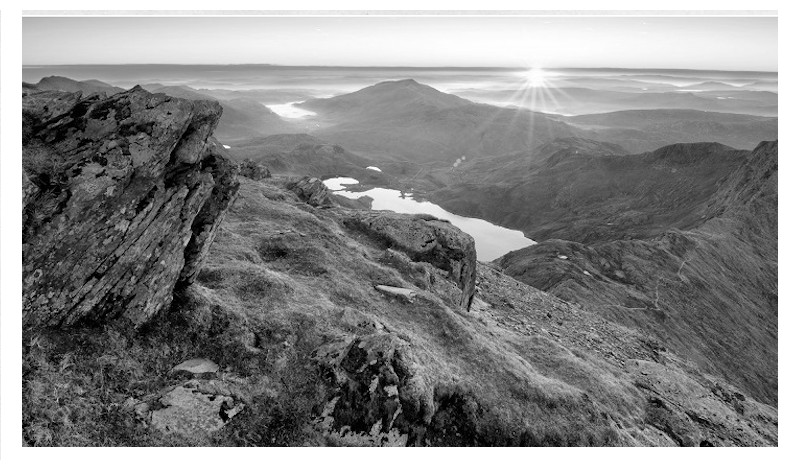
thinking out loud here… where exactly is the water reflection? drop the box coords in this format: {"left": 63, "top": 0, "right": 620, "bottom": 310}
{"left": 323, "top": 177, "right": 535, "bottom": 261}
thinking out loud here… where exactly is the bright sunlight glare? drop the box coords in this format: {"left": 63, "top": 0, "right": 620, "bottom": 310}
{"left": 524, "top": 67, "right": 548, "bottom": 87}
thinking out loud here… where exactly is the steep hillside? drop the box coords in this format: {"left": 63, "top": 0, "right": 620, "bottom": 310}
{"left": 497, "top": 141, "right": 778, "bottom": 406}
{"left": 23, "top": 175, "right": 778, "bottom": 447}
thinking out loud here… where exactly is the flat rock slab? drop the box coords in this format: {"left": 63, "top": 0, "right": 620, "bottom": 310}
{"left": 375, "top": 285, "right": 417, "bottom": 301}
{"left": 171, "top": 358, "right": 219, "bottom": 374}
{"left": 150, "top": 380, "right": 244, "bottom": 437}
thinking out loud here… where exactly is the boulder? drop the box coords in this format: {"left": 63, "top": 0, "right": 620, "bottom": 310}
{"left": 343, "top": 212, "right": 477, "bottom": 310}
{"left": 287, "top": 176, "right": 333, "bottom": 207}
{"left": 238, "top": 158, "right": 271, "bottom": 181}
{"left": 22, "top": 86, "right": 239, "bottom": 329}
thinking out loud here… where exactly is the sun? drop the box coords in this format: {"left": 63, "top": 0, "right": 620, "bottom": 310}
{"left": 524, "top": 67, "right": 547, "bottom": 87}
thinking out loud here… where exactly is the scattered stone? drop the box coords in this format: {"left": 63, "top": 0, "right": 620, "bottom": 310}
{"left": 375, "top": 285, "right": 417, "bottom": 302}
{"left": 171, "top": 358, "right": 219, "bottom": 375}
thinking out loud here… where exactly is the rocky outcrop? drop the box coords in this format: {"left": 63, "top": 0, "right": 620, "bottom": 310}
{"left": 343, "top": 212, "right": 477, "bottom": 310}
{"left": 286, "top": 176, "right": 333, "bottom": 207}
{"left": 314, "top": 333, "right": 434, "bottom": 446}
{"left": 22, "top": 86, "right": 239, "bottom": 329}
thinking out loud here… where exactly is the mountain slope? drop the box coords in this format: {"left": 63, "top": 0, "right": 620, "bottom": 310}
{"left": 23, "top": 174, "right": 778, "bottom": 447}
{"left": 497, "top": 141, "right": 778, "bottom": 406}
{"left": 433, "top": 141, "right": 749, "bottom": 243}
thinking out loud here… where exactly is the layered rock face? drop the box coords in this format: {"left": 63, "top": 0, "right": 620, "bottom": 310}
{"left": 343, "top": 212, "right": 477, "bottom": 310}
{"left": 22, "top": 86, "right": 239, "bottom": 329}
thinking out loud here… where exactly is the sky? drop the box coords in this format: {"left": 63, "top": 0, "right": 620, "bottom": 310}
{"left": 22, "top": 16, "right": 777, "bottom": 71}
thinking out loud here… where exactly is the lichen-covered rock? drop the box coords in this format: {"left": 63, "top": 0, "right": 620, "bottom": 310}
{"left": 22, "top": 86, "right": 239, "bottom": 329}
{"left": 287, "top": 176, "right": 333, "bottom": 207}
{"left": 238, "top": 158, "right": 272, "bottom": 181}
{"left": 314, "top": 333, "right": 434, "bottom": 445}
{"left": 343, "top": 212, "right": 477, "bottom": 310}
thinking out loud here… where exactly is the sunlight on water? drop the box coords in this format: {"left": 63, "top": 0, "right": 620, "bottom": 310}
{"left": 323, "top": 177, "right": 535, "bottom": 261}
{"left": 324, "top": 177, "right": 359, "bottom": 191}
{"left": 264, "top": 102, "right": 317, "bottom": 118}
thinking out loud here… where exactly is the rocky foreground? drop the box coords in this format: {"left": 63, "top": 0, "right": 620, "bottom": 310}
{"left": 22, "top": 86, "right": 777, "bottom": 446}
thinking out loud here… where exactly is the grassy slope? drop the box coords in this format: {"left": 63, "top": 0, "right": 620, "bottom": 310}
{"left": 23, "top": 176, "right": 777, "bottom": 446}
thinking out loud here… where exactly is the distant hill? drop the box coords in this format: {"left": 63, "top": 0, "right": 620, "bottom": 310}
{"left": 301, "top": 79, "right": 581, "bottom": 161}
{"left": 33, "top": 75, "right": 124, "bottom": 95}
{"left": 302, "top": 78, "right": 472, "bottom": 119}
{"left": 564, "top": 109, "right": 778, "bottom": 153}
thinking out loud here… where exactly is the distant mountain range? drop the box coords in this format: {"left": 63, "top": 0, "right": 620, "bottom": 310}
{"left": 25, "top": 75, "right": 778, "bottom": 163}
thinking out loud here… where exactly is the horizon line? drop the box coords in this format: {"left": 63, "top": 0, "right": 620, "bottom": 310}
{"left": 21, "top": 64, "right": 779, "bottom": 73}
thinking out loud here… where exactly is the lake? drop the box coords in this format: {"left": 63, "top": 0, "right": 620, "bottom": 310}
{"left": 323, "top": 177, "right": 535, "bottom": 261}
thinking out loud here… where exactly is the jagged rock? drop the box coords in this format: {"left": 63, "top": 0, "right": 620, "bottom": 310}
{"left": 343, "top": 212, "right": 477, "bottom": 310}
{"left": 287, "top": 176, "right": 333, "bottom": 207}
{"left": 22, "top": 86, "right": 239, "bottom": 329}
{"left": 149, "top": 379, "right": 245, "bottom": 437}
{"left": 238, "top": 158, "right": 271, "bottom": 181}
